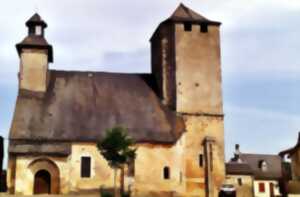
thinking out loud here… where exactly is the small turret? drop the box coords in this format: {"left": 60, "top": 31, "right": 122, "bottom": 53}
{"left": 16, "top": 13, "right": 53, "bottom": 93}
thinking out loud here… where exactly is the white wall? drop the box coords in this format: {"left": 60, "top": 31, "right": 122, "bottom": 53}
{"left": 253, "top": 180, "right": 280, "bottom": 197}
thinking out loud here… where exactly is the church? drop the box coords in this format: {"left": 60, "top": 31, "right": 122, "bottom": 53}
{"left": 7, "top": 4, "right": 225, "bottom": 197}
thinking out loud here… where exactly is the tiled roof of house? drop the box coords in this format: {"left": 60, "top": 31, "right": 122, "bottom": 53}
{"left": 238, "top": 153, "right": 283, "bottom": 180}
{"left": 226, "top": 162, "right": 253, "bottom": 175}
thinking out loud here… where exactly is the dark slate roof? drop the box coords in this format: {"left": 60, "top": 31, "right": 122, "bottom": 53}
{"left": 279, "top": 132, "right": 300, "bottom": 157}
{"left": 239, "top": 154, "right": 282, "bottom": 180}
{"left": 226, "top": 162, "right": 253, "bottom": 175}
{"left": 9, "top": 141, "right": 71, "bottom": 156}
{"left": 167, "top": 3, "right": 221, "bottom": 25}
{"left": 26, "top": 13, "right": 47, "bottom": 28}
{"left": 9, "top": 70, "right": 185, "bottom": 154}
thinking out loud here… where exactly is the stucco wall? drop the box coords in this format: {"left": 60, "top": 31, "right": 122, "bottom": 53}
{"left": 20, "top": 49, "right": 48, "bottom": 92}
{"left": 70, "top": 142, "right": 185, "bottom": 194}
{"left": 175, "top": 24, "right": 222, "bottom": 115}
{"left": 226, "top": 174, "right": 254, "bottom": 197}
{"left": 253, "top": 180, "right": 280, "bottom": 197}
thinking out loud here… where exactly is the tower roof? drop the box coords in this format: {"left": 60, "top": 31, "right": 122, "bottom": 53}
{"left": 167, "top": 3, "right": 220, "bottom": 25}
{"left": 26, "top": 13, "right": 47, "bottom": 28}
{"left": 150, "top": 3, "right": 221, "bottom": 41}
{"left": 16, "top": 13, "right": 53, "bottom": 62}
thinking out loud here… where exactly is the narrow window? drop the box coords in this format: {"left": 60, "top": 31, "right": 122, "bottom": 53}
{"left": 209, "top": 143, "right": 213, "bottom": 171}
{"left": 259, "top": 182, "right": 265, "bottom": 193}
{"left": 29, "top": 27, "right": 35, "bottom": 35}
{"left": 184, "top": 22, "right": 192, "bottom": 31}
{"left": 35, "top": 25, "right": 42, "bottom": 36}
{"left": 128, "top": 160, "right": 135, "bottom": 177}
{"left": 238, "top": 178, "right": 243, "bottom": 186}
{"left": 201, "top": 24, "right": 208, "bottom": 33}
{"left": 163, "top": 166, "right": 170, "bottom": 179}
{"left": 81, "top": 156, "right": 91, "bottom": 178}
{"left": 199, "top": 154, "right": 204, "bottom": 167}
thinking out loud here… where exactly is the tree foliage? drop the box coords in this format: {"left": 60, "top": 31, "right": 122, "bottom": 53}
{"left": 97, "top": 126, "right": 136, "bottom": 169}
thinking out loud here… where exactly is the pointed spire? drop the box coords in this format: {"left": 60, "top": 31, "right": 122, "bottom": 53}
{"left": 26, "top": 13, "right": 47, "bottom": 28}
{"left": 168, "top": 3, "right": 220, "bottom": 25}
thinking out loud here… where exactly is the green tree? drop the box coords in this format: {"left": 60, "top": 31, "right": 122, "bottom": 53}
{"left": 97, "top": 126, "right": 136, "bottom": 197}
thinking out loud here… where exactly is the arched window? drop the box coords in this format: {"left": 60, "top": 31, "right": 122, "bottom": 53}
{"left": 163, "top": 166, "right": 170, "bottom": 179}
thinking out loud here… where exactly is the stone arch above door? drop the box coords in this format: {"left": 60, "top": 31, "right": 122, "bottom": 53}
{"left": 28, "top": 158, "right": 60, "bottom": 194}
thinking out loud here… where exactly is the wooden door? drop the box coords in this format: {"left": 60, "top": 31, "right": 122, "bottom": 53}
{"left": 34, "top": 170, "right": 51, "bottom": 194}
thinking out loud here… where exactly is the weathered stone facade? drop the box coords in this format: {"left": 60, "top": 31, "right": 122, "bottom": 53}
{"left": 8, "top": 4, "right": 225, "bottom": 197}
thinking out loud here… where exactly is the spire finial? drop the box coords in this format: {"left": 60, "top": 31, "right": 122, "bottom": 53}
{"left": 34, "top": 0, "right": 39, "bottom": 13}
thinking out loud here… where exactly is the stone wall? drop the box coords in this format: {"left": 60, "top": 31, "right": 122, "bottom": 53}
{"left": 175, "top": 24, "right": 222, "bottom": 115}
{"left": 183, "top": 115, "right": 225, "bottom": 197}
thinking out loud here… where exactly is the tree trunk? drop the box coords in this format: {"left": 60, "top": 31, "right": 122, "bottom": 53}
{"left": 120, "top": 165, "right": 125, "bottom": 195}
{"left": 114, "top": 168, "right": 118, "bottom": 197}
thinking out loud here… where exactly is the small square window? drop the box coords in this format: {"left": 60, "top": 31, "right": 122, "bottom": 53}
{"left": 201, "top": 24, "right": 208, "bottom": 33}
{"left": 184, "top": 23, "right": 192, "bottom": 31}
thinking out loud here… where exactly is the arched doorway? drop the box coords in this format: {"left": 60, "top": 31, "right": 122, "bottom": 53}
{"left": 34, "top": 170, "right": 51, "bottom": 194}
{"left": 28, "top": 158, "right": 60, "bottom": 194}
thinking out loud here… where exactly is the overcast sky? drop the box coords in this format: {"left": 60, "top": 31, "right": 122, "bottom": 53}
{"left": 1, "top": 0, "right": 300, "bottom": 164}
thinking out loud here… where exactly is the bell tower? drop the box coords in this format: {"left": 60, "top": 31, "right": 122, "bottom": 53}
{"left": 16, "top": 13, "right": 53, "bottom": 93}
{"left": 151, "top": 3, "right": 222, "bottom": 114}
{"left": 151, "top": 4, "right": 225, "bottom": 197}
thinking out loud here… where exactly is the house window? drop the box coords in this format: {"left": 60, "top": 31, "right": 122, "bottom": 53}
{"left": 238, "top": 178, "right": 243, "bottom": 186}
{"left": 81, "top": 156, "right": 91, "bottom": 178}
{"left": 184, "top": 22, "right": 192, "bottom": 31}
{"left": 199, "top": 154, "right": 204, "bottom": 167}
{"left": 259, "top": 182, "right": 265, "bottom": 193}
{"left": 201, "top": 24, "right": 208, "bottom": 33}
{"left": 163, "top": 166, "right": 170, "bottom": 179}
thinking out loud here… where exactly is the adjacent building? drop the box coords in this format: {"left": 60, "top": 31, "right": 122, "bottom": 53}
{"left": 7, "top": 4, "right": 225, "bottom": 197}
{"left": 226, "top": 145, "right": 283, "bottom": 197}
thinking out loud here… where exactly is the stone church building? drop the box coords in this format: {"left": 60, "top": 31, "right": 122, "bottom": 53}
{"left": 7, "top": 4, "right": 225, "bottom": 197}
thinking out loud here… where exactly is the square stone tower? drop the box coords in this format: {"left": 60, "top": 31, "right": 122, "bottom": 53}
{"left": 151, "top": 4, "right": 225, "bottom": 197}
